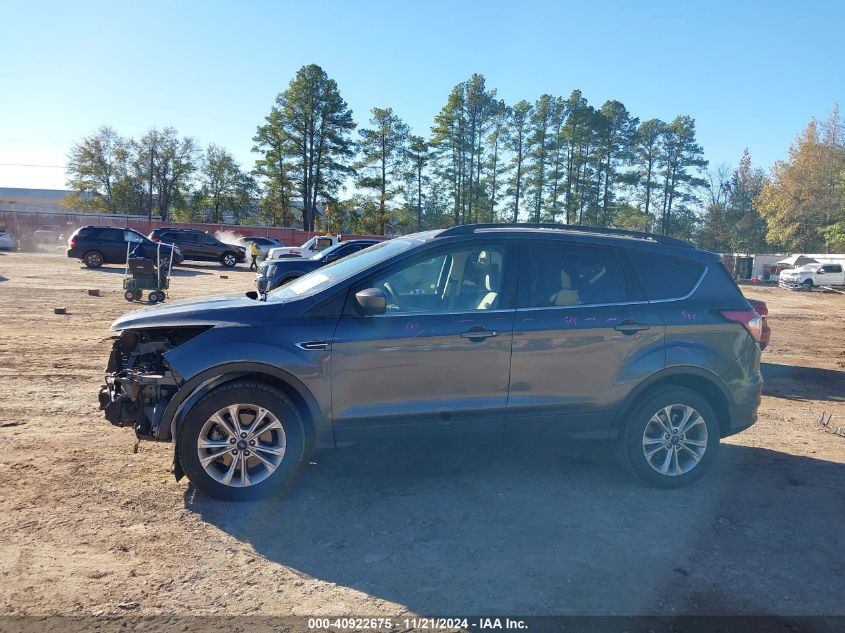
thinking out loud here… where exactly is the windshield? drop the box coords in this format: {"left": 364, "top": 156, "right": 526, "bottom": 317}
{"left": 267, "top": 236, "right": 423, "bottom": 303}
{"left": 309, "top": 241, "right": 351, "bottom": 261}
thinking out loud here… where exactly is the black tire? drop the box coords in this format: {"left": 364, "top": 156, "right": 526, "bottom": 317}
{"left": 124, "top": 290, "right": 135, "bottom": 302}
{"left": 177, "top": 382, "right": 306, "bottom": 501}
{"left": 801, "top": 279, "right": 813, "bottom": 290}
{"left": 221, "top": 252, "right": 238, "bottom": 268}
{"left": 83, "top": 251, "right": 104, "bottom": 268}
{"left": 148, "top": 291, "right": 160, "bottom": 304}
{"left": 618, "top": 387, "right": 720, "bottom": 488}
{"left": 133, "top": 289, "right": 143, "bottom": 301}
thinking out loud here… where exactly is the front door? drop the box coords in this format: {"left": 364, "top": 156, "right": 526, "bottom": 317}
{"left": 507, "top": 240, "right": 665, "bottom": 440}
{"left": 331, "top": 241, "right": 516, "bottom": 443}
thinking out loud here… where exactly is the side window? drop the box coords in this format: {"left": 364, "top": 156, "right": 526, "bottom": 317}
{"left": 100, "top": 228, "right": 124, "bottom": 241}
{"left": 315, "top": 237, "right": 333, "bottom": 250}
{"left": 822, "top": 265, "right": 842, "bottom": 273}
{"left": 367, "top": 244, "right": 507, "bottom": 313}
{"left": 524, "top": 241, "right": 627, "bottom": 307}
{"left": 629, "top": 251, "right": 705, "bottom": 301}
{"left": 124, "top": 230, "right": 144, "bottom": 243}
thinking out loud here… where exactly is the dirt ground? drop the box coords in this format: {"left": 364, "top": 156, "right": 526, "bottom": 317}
{"left": 1, "top": 251, "right": 844, "bottom": 621}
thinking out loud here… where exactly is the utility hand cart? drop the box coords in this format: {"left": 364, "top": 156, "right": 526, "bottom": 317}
{"left": 122, "top": 241, "right": 172, "bottom": 303}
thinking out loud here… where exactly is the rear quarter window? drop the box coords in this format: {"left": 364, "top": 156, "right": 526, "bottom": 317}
{"left": 628, "top": 251, "right": 706, "bottom": 301}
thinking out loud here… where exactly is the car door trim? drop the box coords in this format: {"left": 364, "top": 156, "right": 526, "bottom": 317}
{"left": 514, "top": 268, "right": 707, "bottom": 311}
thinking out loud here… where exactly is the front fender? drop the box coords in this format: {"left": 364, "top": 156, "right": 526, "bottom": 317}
{"left": 161, "top": 322, "right": 334, "bottom": 440}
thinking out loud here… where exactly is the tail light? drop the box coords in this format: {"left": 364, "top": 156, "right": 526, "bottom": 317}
{"left": 720, "top": 310, "right": 763, "bottom": 343}
{"left": 69, "top": 237, "right": 76, "bottom": 248}
{"left": 150, "top": 235, "right": 159, "bottom": 242}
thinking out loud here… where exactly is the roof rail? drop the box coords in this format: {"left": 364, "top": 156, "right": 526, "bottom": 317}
{"left": 436, "top": 223, "right": 693, "bottom": 248}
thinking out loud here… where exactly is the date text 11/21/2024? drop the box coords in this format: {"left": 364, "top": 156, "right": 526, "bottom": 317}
{"left": 307, "top": 618, "right": 528, "bottom": 630}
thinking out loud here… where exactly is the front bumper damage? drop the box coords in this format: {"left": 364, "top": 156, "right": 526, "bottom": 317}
{"left": 98, "top": 328, "right": 205, "bottom": 441}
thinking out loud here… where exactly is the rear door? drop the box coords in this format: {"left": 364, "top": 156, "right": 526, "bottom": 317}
{"left": 507, "top": 239, "right": 665, "bottom": 440}
{"left": 97, "top": 228, "right": 129, "bottom": 262}
{"left": 331, "top": 240, "right": 516, "bottom": 442}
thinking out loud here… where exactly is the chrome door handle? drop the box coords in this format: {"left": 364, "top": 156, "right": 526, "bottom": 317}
{"left": 613, "top": 321, "right": 650, "bottom": 334}
{"left": 460, "top": 328, "right": 500, "bottom": 341}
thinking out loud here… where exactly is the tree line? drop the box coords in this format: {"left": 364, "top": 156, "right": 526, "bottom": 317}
{"left": 66, "top": 64, "right": 845, "bottom": 253}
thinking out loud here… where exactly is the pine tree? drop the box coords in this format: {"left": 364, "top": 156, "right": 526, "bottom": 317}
{"left": 271, "top": 64, "right": 356, "bottom": 231}
{"left": 356, "top": 107, "right": 410, "bottom": 235}
{"left": 507, "top": 100, "right": 533, "bottom": 222}
{"left": 657, "top": 116, "right": 707, "bottom": 236}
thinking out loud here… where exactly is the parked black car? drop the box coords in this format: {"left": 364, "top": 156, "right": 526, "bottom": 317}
{"left": 256, "top": 239, "right": 380, "bottom": 292}
{"left": 149, "top": 228, "right": 245, "bottom": 267}
{"left": 67, "top": 226, "right": 183, "bottom": 268}
{"left": 100, "top": 223, "right": 763, "bottom": 501}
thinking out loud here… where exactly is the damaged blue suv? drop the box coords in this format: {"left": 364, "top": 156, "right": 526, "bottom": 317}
{"left": 99, "top": 224, "right": 762, "bottom": 500}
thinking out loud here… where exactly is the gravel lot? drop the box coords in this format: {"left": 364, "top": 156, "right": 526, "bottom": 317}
{"left": 1, "top": 251, "right": 843, "bottom": 620}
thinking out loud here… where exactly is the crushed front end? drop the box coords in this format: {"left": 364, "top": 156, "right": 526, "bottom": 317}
{"left": 99, "top": 328, "right": 208, "bottom": 440}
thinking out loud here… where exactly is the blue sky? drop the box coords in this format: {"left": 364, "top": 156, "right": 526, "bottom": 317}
{"left": 1, "top": 0, "right": 842, "bottom": 191}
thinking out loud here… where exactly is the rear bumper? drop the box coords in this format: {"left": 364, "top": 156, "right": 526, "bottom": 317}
{"left": 724, "top": 377, "right": 762, "bottom": 437}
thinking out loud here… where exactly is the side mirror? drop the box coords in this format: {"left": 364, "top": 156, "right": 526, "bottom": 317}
{"left": 355, "top": 288, "right": 386, "bottom": 316}
{"left": 256, "top": 279, "right": 270, "bottom": 293}
{"left": 324, "top": 253, "right": 339, "bottom": 263}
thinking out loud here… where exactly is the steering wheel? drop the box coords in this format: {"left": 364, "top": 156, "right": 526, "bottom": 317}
{"left": 382, "top": 281, "right": 400, "bottom": 310}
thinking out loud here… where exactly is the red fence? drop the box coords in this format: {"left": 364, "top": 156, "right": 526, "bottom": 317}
{"left": 0, "top": 209, "right": 384, "bottom": 246}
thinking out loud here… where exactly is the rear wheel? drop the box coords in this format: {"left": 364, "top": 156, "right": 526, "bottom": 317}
{"left": 221, "top": 252, "right": 238, "bottom": 268}
{"left": 124, "top": 290, "right": 135, "bottom": 302}
{"left": 177, "top": 382, "right": 306, "bottom": 501}
{"left": 83, "top": 251, "right": 104, "bottom": 268}
{"left": 618, "top": 387, "right": 719, "bottom": 488}
{"left": 148, "top": 290, "right": 161, "bottom": 304}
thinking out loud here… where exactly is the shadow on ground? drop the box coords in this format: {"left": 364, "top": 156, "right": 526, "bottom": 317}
{"left": 184, "top": 441, "right": 845, "bottom": 615}
{"left": 762, "top": 362, "right": 845, "bottom": 402}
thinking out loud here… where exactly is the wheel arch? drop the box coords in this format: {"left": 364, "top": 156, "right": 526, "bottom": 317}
{"left": 610, "top": 367, "right": 734, "bottom": 440}
{"left": 164, "top": 362, "right": 326, "bottom": 480}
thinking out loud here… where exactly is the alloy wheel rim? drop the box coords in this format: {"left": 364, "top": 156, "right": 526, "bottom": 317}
{"left": 642, "top": 404, "right": 708, "bottom": 476}
{"left": 197, "top": 403, "right": 286, "bottom": 487}
{"left": 89, "top": 253, "right": 102, "bottom": 265}
{"left": 224, "top": 255, "right": 235, "bottom": 266}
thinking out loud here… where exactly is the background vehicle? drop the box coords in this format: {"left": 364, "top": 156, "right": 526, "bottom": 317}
{"left": 0, "top": 231, "right": 16, "bottom": 250}
{"left": 778, "top": 262, "right": 845, "bottom": 289}
{"left": 149, "top": 228, "right": 245, "bottom": 267}
{"left": 234, "top": 236, "right": 285, "bottom": 260}
{"left": 748, "top": 298, "right": 771, "bottom": 351}
{"left": 256, "top": 239, "right": 379, "bottom": 292}
{"left": 100, "top": 224, "right": 762, "bottom": 500}
{"left": 67, "top": 226, "right": 183, "bottom": 268}
{"left": 266, "top": 234, "right": 339, "bottom": 259}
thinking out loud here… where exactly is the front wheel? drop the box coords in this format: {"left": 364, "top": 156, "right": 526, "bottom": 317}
{"left": 801, "top": 279, "right": 813, "bottom": 290}
{"left": 618, "top": 387, "right": 720, "bottom": 488}
{"left": 177, "top": 382, "right": 306, "bottom": 501}
{"left": 221, "top": 253, "right": 238, "bottom": 268}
